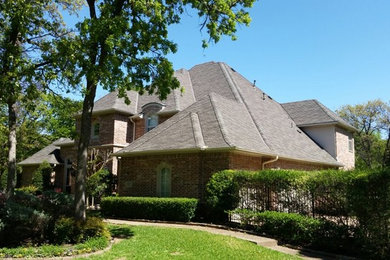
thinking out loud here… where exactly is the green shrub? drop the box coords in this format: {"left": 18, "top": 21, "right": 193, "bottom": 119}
{"left": 54, "top": 217, "right": 110, "bottom": 244}
{"left": 101, "top": 196, "right": 198, "bottom": 222}
{"left": 0, "top": 201, "right": 50, "bottom": 246}
{"left": 32, "top": 161, "right": 53, "bottom": 192}
{"left": 231, "top": 209, "right": 352, "bottom": 253}
{"left": 205, "top": 170, "right": 240, "bottom": 222}
{"left": 15, "top": 185, "right": 39, "bottom": 195}
{"left": 348, "top": 170, "right": 390, "bottom": 259}
{"left": 86, "top": 168, "right": 112, "bottom": 200}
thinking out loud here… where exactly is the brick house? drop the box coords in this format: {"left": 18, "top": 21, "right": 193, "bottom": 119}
{"left": 19, "top": 62, "right": 356, "bottom": 198}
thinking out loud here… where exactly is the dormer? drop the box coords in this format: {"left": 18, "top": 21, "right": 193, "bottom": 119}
{"left": 282, "top": 99, "right": 357, "bottom": 169}
{"left": 141, "top": 102, "right": 165, "bottom": 133}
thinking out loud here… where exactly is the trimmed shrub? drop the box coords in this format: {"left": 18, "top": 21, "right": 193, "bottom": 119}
{"left": 101, "top": 197, "right": 198, "bottom": 222}
{"left": 53, "top": 217, "right": 110, "bottom": 244}
{"left": 231, "top": 209, "right": 353, "bottom": 254}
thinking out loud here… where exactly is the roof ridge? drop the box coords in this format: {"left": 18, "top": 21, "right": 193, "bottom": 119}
{"left": 209, "top": 93, "right": 233, "bottom": 147}
{"left": 185, "top": 69, "right": 197, "bottom": 104}
{"left": 190, "top": 112, "right": 206, "bottom": 149}
{"left": 222, "top": 66, "right": 272, "bottom": 151}
{"left": 219, "top": 62, "right": 243, "bottom": 103}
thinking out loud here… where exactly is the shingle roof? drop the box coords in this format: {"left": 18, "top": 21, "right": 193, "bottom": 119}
{"left": 91, "top": 70, "right": 195, "bottom": 116}
{"left": 281, "top": 99, "right": 356, "bottom": 131}
{"left": 116, "top": 62, "right": 342, "bottom": 166}
{"left": 116, "top": 93, "right": 272, "bottom": 155}
{"left": 18, "top": 139, "right": 65, "bottom": 166}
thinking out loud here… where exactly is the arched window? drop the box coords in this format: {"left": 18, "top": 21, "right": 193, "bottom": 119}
{"left": 157, "top": 167, "right": 171, "bottom": 197}
{"left": 146, "top": 114, "right": 158, "bottom": 132}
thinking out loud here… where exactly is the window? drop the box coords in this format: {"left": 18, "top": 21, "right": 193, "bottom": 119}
{"left": 146, "top": 114, "right": 158, "bottom": 132}
{"left": 92, "top": 123, "right": 100, "bottom": 137}
{"left": 348, "top": 136, "right": 353, "bottom": 152}
{"left": 157, "top": 167, "right": 171, "bottom": 197}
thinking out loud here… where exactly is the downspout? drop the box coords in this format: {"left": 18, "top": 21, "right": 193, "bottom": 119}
{"left": 129, "top": 115, "right": 139, "bottom": 142}
{"left": 262, "top": 155, "right": 279, "bottom": 170}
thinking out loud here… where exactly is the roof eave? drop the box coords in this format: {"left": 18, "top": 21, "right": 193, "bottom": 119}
{"left": 74, "top": 108, "right": 134, "bottom": 118}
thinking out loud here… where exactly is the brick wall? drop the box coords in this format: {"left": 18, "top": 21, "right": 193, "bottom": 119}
{"left": 118, "top": 152, "right": 231, "bottom": 198}
{"left": 335, "top": 127, "right": 355, "bottom": 169}
{"left": 117, "top": 151, "right": 334, "bottom": 199}
{"left": 264, "top": 158, "right": 332, "bottom": 170}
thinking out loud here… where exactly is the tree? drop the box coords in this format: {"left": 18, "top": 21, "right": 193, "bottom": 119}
{"left": 0, "top": 0, "right": 81, "bottom": 199}
{"left": 0, "top": 92, "right": 82, "bottom": 193}
{"left": 337, "top": 100, "right": 390, "bottom": 169}
{"left": 53, "top": 0, "right": 255, "bottom": 220}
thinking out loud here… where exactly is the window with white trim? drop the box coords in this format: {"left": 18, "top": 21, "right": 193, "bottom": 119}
{"left": 157, "top": 167, "right": 171, "bottom": 197}
{"left": 146, "top": 114, "right": 158, "bottom": 132}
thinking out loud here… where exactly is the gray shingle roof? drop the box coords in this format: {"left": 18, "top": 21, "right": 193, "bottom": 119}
{"left": 91, "top": 70, "right": 195, "bottom": 116}
{"left": 116, "top": 62, "right": 343, "bottom": 166}
{"left": 18, "top": 139, "right": 65, "bottom": 166}
{"left": 281, "top": 99, "right": 356, "bottom": 131}
{"left": 116, "top": 93, "right": 273, "bottom": 155}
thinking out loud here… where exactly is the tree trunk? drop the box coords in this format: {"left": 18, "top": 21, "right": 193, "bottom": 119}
{"left": 74, "top": 79, "right": 97, "bottom": 221}
{"left": 6, "top": 101, "right": 17, "bottom": 199}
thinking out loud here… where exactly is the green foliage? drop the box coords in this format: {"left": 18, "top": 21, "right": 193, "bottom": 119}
{"left": 32, "top": 161, "right": 53, "bottom": 192}
{"left": 0, "top": 189, "right": 74, "bottom": 247}
{"left": 86, "top": 168, "right": 111, "bottom": 199}
{"left": 207, "top": 169, "right": 390, "bottom": 258}
{"left": 348, "top": 170, "right": 390, "bottom": 258}
{"left": 0, "top": 236, "right": 108, "bottom": 258}
{"left": 0, "top": 201, "right": 51, "bottom": 247}
{"left": 231, "top": 209, "right": 352, "bottom": 253}
{"left": 205, "top": 170, "right": 241, "bottom": 221}
{"left": 53, "top": 217, "right": 110, "bottom": 244}
{"left": 15, "top": 185, "right": 39, "bottom": 195}
{"left": 101, "top": 197, "right": 198, "bottom": 222}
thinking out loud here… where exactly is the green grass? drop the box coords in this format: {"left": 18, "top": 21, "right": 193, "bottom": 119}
{"left": 79, "top": 225, "right": 300, "bottom": 260}
{"left": 0, "top": 236, "right": 109, "bottom": 258}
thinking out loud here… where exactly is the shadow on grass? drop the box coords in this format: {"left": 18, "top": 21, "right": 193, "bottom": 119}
{"left": 108, "top": 225, "right": 134, "bottom": 239}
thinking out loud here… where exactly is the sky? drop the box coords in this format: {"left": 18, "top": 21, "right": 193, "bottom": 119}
{"left": 67, "top": 0, "right": 390, "bottom": 111}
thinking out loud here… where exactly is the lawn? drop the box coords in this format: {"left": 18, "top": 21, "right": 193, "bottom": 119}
{"left": 79, "top": 225, "right": 300, "bottom": 260}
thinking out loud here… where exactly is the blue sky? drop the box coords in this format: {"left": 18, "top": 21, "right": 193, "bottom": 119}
{"left": 69, "top": 0, "right": 390, "bottom": 111}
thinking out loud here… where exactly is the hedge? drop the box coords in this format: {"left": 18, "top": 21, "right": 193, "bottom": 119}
{"left": 230, "top": 209, "right": 352, "bottom": 253}
{"left": 101, "top": 197, "right": 198, "bottom": 222}
{"left": 206, "top": 169, "right": 390, "bottom": 258}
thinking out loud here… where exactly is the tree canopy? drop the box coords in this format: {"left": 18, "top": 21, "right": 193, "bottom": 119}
{"left": 49, "top": 0, "right": 255, "bottom": 220}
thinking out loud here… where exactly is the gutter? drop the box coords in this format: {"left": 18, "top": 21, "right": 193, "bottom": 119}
{"left": 262, "top": 155, "right": 279, "bottom": 170}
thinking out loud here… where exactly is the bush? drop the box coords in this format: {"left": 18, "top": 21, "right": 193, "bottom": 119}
{"left": 86, "top": 168, "right": 112, "bottom": 200}
{"left": 0, "top": 201, "right": 50, "bottom": 246}
{"left": 101, "top": 196, "right": 198, "bottom": 222}
{"left": 231, "top": 209, "right": 353, "bottom": 254}
{"left": 15, "top": 185, "right": 39, "bottom": 195}
{"left": 0, "top": 189, "right": 74, "bottom": 247}
{"left": 32, "top": 161, "right": 53, "bottom": 192}
{"left": 54, "top": 217, "right": 110, "bottom": 244}
{"left": 207, "top": 169, "right": 390, "bottom": 258}
{"left": 205, "top": 170, "right": 240, "bottom": 222}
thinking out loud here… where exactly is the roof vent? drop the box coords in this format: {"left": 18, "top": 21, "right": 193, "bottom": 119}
{"left": 230, "top": 67, "right": 236, "bottom": 72}
{"left": 262, "top": 93, "right": 265, "bottom": 100}
{"left": 252, "top": 80, "right": 256, "bottom": 88}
